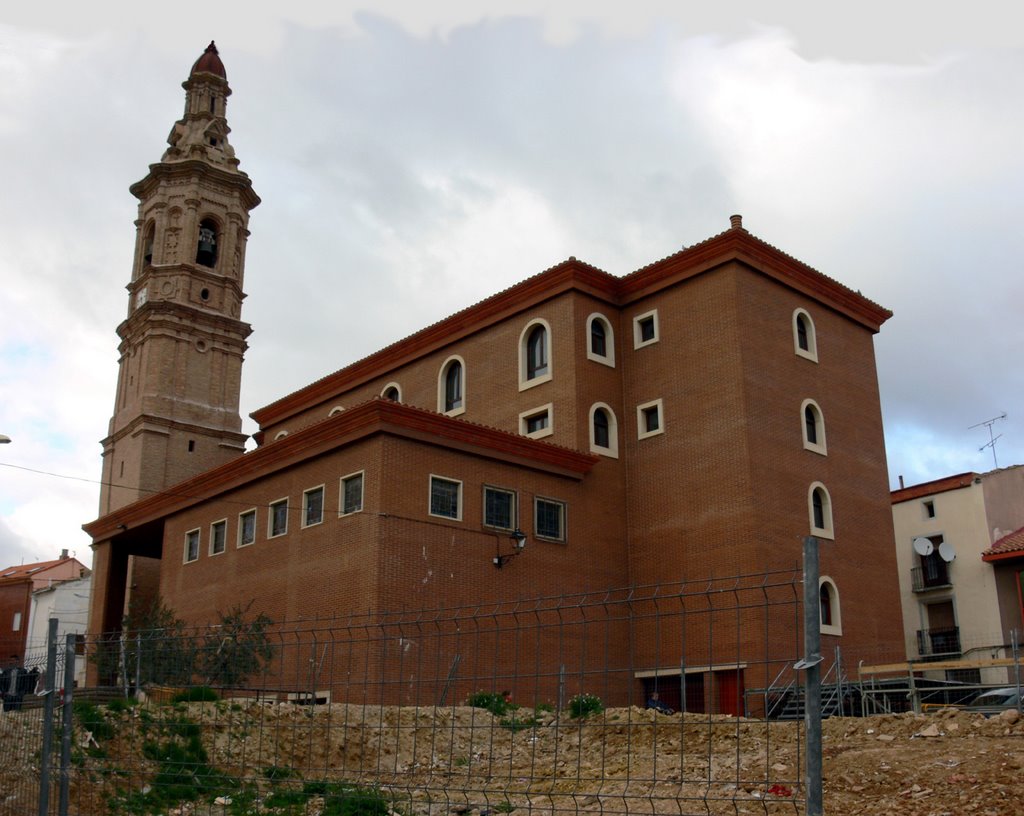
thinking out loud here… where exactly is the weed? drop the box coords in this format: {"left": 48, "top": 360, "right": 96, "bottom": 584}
{"left": 264, "top": 764, "right": 297, "bottom": 784}
{"left": 495, "top": 799, "right": 516, "bottom": 813}
{"left": 466, "top": 690, "right": 515, "bottom": 716}
{"left": 74, "top": 701, "right": 115, "bottom": 742}
{"left": 499, "top": 713, "right": 541, "bottom": 732}
{"left": 569, "top": 693, "right": 604, "bottom": 719}
{"left": 171, "top": 686, "right": 220, "bottom": 703}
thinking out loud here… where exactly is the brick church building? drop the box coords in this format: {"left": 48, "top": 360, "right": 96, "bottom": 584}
{"left": 84, "top": 44, "right": 904, "bottom": 711}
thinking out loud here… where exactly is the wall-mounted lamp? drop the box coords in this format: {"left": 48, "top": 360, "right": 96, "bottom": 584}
{"left": 493, "top": 527, "right": 527, "bottom": 569}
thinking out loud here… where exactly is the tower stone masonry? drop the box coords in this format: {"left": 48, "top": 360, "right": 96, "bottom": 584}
{"left": 92, "top": 42, "right": 259, "bottom": 628}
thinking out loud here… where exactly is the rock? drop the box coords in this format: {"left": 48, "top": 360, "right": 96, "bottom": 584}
{"left": 876, "top": 734, "right": 895, "bottom": 742}
{"left": 915, "top": 724, "right": 942, "bottom": 738}
{"left": 997, "top": 708, "right": 1020, "bottom": 725}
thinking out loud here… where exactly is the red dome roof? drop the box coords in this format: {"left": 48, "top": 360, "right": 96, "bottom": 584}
{"left": 191, "top": 41, "right": 226, "bottom": 79}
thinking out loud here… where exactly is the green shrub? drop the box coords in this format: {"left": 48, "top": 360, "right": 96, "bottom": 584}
{"left": 499, "top": 713, "right": 540, "bottom": 732}
{"left": 466, "top": 690, "right": 514, "bottom": 716}
{"left": 569, "top": 693, "right": 603, "bottom": 719}
{"left": 171, "top": 686, "right": 219, "bottom": 703}
{"left": 74, "top": 701, "right": 115, "bottom": 742}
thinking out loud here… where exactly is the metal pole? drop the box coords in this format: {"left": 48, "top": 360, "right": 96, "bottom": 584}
{"left": 802, "top": 536, "right": 823, "bottom": 816}
{"left": 38, "top": 618, "right": 59, "bottom": 816}
{"left": 59, "top": 633, "right": 76, "bottom": 816}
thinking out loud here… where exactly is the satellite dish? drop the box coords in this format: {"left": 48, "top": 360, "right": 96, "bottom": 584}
{"left": 913, "top": 537, "right": 934, "bottom": 557}
{"left": 938, "top": 541, "right": 956, "bottom": 563}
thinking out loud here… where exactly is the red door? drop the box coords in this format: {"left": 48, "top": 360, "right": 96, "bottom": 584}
{"left": 716, "top": 669, "right": 745, "bottom": 716}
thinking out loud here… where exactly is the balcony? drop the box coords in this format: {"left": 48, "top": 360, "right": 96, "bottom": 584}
{"left": 915, "top": 626, "right": 961, "bottom": 659}
{"left": 910, "top": 564, "right": 952, "bottom": 592}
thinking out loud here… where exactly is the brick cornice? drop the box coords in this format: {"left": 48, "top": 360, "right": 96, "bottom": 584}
{"left": 891, "top": 472, "right": 979, "bottom": 504}
{"left": 84, "top": 400, "right": 598, "bottom": 541}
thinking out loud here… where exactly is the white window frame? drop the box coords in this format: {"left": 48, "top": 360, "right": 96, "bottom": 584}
{"left": 237, "top": 508, "right": 257, "bottom": 548}
{"left": 586, "top": 312, "right": 615, "bottom": 367}
{"left": 801, "top": 398, "right": 827, "bottom": 456}
{"left": 518, "top": 318, "right": 553, "bottom": 391}
{"left": 12, "top": 611, "right": 22, "bottom": 632}
{"left": 184, "top": 528, "right": 201, "bottom": 563}
{"left": 534, "top": 496, "right": 566, "bottom": 542}
{"left": 340, "top": 471, "right": 365, "bottom": 516}
{"left": 633, "top": 309, "right": 659, "bottom": 349}
{"left": 636, "top": 398, "right": 664, "bottom": 440}
{"left": 380, "top": 382, "right": 402, "bottom": 402}
{"left": 268, "top": 498, "right": 289, "bottom": 539}
{"left": 302, "top": 485, "right": 325, "bottom": 528}
{"left": 209, "top": 519, "right": 227, "bottom": 556}
{"left": 589, "top": 402, "right": 619, "bottom": 458}
{"left": 437, "top": 354, "right": 466, "bottom": 416}
{"left": 793, "top": 308, "right": 818, "bottom": 362}
{"left": 429, "top": 475, "right": 463, "bottom": 521}
{"left": 519, "top": 403, "right": 554, "bottom": 439}
{"left": 819, "top": 576, "right": 843, "bottom": 636}
{"left": 483, "top": 485, "right": 517, "bottom": 531}
{"left": 809, "top": 482, "right": 834, "bottom": 540}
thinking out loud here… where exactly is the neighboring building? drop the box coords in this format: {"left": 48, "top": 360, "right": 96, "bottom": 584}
{"left": 891, "top": 465, "right": 1024, "bottom": 684}
{"left": 0, "top": 552, "right": 89, "bottom": 664}
{"left": 85, "top": 44, "right": 904, "bottom": 711}
{"left": 26, "top": 574, "right": 92, "bottom": 686}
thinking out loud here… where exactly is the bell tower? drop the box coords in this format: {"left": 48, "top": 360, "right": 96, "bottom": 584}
{"left": 99, "top": 42, "right": 260, "bottom": 514}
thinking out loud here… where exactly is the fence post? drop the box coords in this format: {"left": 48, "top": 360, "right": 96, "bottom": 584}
{"left": 59, "top": 633, "right": 76, "bottom": 816}
{"left": 801, "top": 536, "right": 823, "bottom": 816}
{"left": 38, "top": 617, "right": 59, "bottom": 816}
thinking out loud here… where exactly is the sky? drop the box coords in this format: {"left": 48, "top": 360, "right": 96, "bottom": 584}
{"left": 1, "top": 2, "right": 1022, "bottom": 570}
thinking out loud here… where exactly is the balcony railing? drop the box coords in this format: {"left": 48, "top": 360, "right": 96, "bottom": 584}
{"left": 910, "top": 564, "right": 951, "bottom": 592}
{"left": 916, "top": 626, "right": 961, "bottom": 658}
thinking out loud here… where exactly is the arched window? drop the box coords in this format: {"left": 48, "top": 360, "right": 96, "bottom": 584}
{"left": 381, "top": 383, "right": 401, "bottom": 401}
{"left": 586, "top": 313, "right": 615, "bottom": 366}
{"left": 526, "top": 325, "right": 547, "bottom": 379}
{"left": 801, "top": 399, "right": 827, "bottom": 454}
{"left": 819, "top": 577, "right": 842, "bottom": 635}
{"left": 589, "top": 403, "right": 619, "bottom": 457}
{"left": 519, "top": 319, "right": 552, "bottom": 389}
{"left": 809, "top": 482, "right": 834, "bottom": 539}
{"left": 328, "top": 406, "right": 344, "bottom": 417}
{"left": 143, "top": 222, "right": 155, "bottom": 267}
{"left": 793, "top": 308, "right": 817, "bottom": 361}
{"left": 196, "top": 218, "right": 219, "bottom": 267}
{"left": 438, "top": 356, "right": 465, "bottom": 415}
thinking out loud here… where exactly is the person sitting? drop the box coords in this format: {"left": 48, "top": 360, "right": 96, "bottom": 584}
{"left": 646, "top": 691, "right": 673, "bottom": 714}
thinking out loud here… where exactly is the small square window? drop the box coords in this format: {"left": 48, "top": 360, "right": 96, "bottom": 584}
{"left": 341, "top": 472, "right": 364, "bottom": 515}
{"left": 430, "top": 476, "right": 462, "bottom": 520}
{"left": 238, "top": 509, "right": 256, "bottom": 547}
{"left": 269, "top": 499, "right": 288, "bottom": 538}
{"left": 519, "top": 404, "right": 553, "bottom": 439}
{"left": 535, "top": 498, "right": 566, "bottom": 542}
{"left": 184, "top": 529, "right": 200, "bottom": 563}
{"left": 209, "top": 520, "right": 227, "bottom": 555}
{"left": 484, "top": 486, "right": 516, "bottom": 530}
{"left": 303, "top": 486, "right": 325, "bottom": 527}
{"left": 633, "top": 310, "right": 659, "bottom": 348}
{"left": 637, "top": 399, "right": 664, "bottom": 439}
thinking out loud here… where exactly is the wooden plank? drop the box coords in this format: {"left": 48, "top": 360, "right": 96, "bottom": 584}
{"left": 859, "top": 657, "right": 1017, "bottom": 676}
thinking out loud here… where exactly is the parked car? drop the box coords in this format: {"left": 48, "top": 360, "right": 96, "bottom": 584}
{"left": 967, "top": 687, "right": 1021, "bottom": 715}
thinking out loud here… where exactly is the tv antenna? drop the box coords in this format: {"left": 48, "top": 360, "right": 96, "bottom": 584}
{"left": 969, "top": 412, "right": 1007, "bottom": 469}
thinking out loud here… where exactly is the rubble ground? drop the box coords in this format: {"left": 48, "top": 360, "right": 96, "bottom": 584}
{"left": 2, "top": 702, "right": 1022, "bottom": 815}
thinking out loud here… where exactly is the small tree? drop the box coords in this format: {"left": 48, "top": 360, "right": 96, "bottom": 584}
{"left": 200, "top": 602, "right": 276, "bottom": 688}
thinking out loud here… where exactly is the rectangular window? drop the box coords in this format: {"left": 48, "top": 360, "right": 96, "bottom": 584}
{"left": 535, "top": 498, "right": 566, "bottom": 541}
{"left": 12, "top": 611, "right": 22, "bottom": 632}
{"left": 269, "top": 499, "right": 288, "bottom": 538}
{"left": 484, "top": 486, "right": 516, "bottom": 530}
{"left": 637, "top": 398, "right": 664, "bottom": 439}
{"left": 923, "top": 500, "right": 935, "bottom": 519}
{"left": 238, "top": 509, "right": 256, "bottom": 547}
{"left": 519, "top": 403, "right": 553, "bottom": 439}
{"left": 429, "top": 476, "right": 462, "bottom": 520}
{"left": 209, "top": 519, "right": 227, "bottom": 555}
{"left": 633, "top": 310, "right": 659, "bottom": 348}
{"left": 303, "top": 486, "right": 325, "bottom": 527}
{"left": 341, "top": 472, "right": 364, "bottom": 515}
{"left": 184, "top": 528, "right": 200, "bottom": 563}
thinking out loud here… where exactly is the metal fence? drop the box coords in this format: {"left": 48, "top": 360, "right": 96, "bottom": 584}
{"left": 2, "top": 571, "right": 816, "bottom": 816}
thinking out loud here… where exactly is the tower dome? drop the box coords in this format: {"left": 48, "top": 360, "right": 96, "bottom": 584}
{"left": 190, "top": 41, "right": 227, "bottom": 79}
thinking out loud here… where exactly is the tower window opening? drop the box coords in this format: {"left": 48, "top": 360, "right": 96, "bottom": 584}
{"left": 143, "top": 223, "right": 155, "bottom": 266}
{"left": 209, "top": 95, "right": 216, "bottom": 113}
{"left": 209, "top": 137, "right": 218, "bottom": 146}
{"left": 188, "top": 439, "right": 195, "bottom": 453}
{"left": 200, "top": 288, "right": 210, "bottom": 301}
{"left": 196, "top": 219, "right": 218, "bottom": 267}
